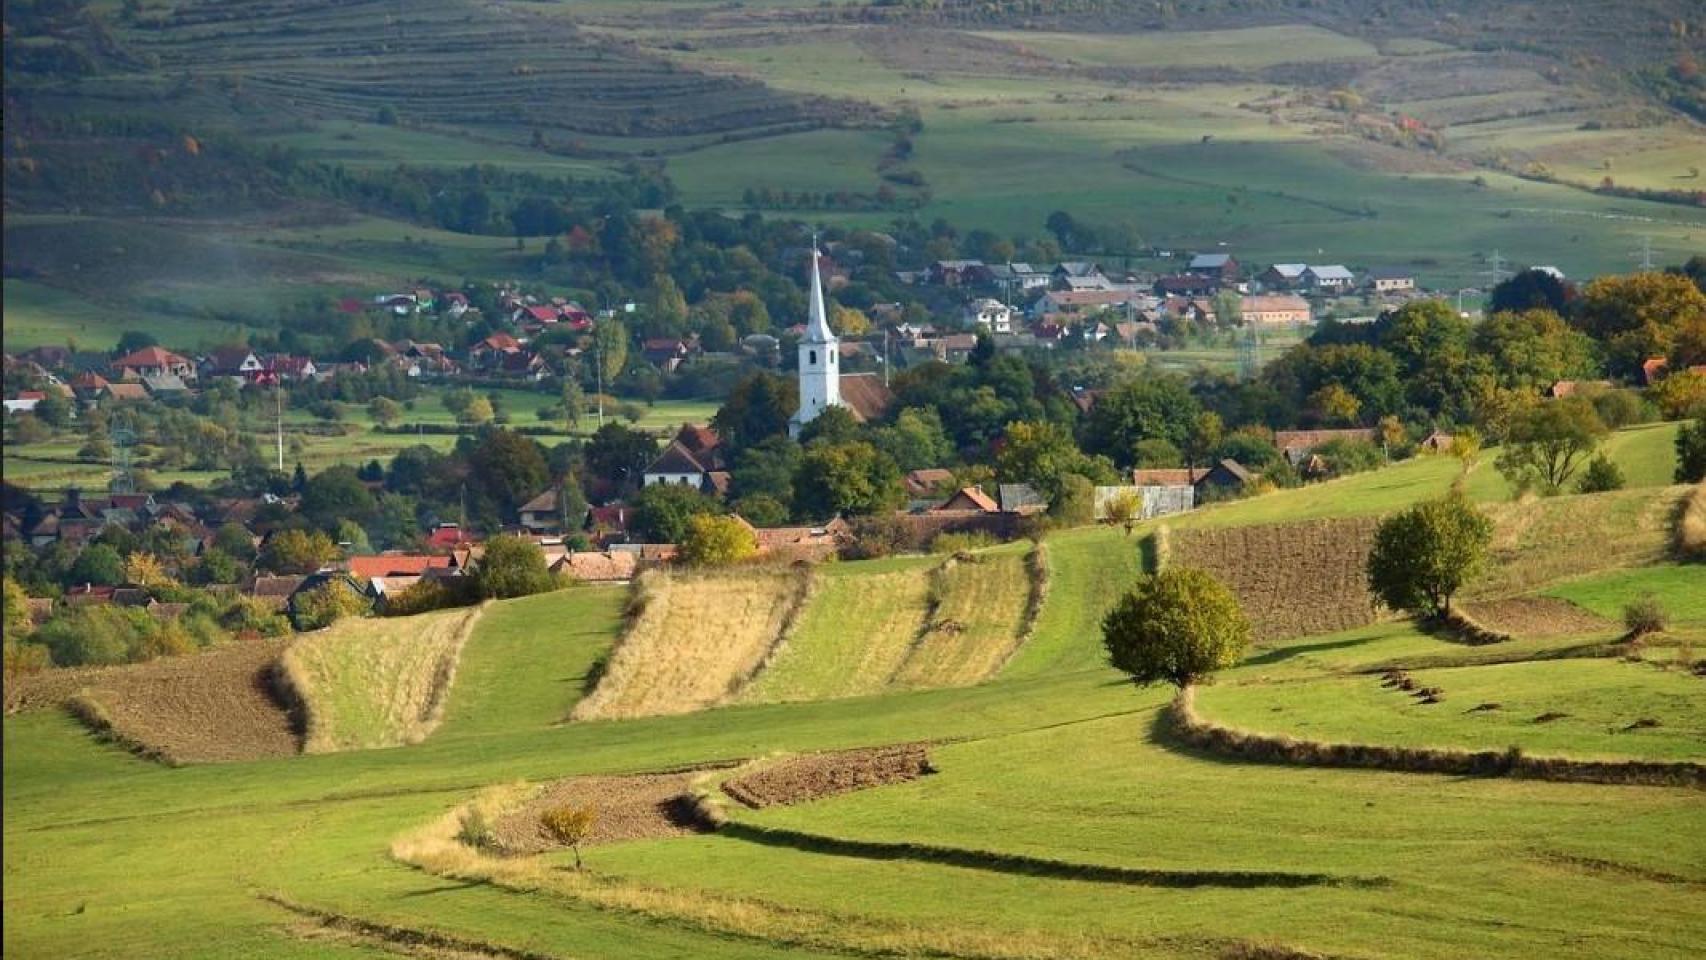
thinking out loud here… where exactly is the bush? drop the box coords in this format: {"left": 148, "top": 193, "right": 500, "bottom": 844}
{"left": 539, "top": 804, "right": 598, "bottom": 869}
{"left": 292, "top": 581, "right": 370, "bottom": 631}
{"left": 1623, "top": 596, "right": 1669, "bottom": 638}
{"left": 1677, "top": 483, "right": 1706, "bottom": 561}
{"left": 1102, "top": 567, "right": 1251, "bottom": 689}
{"left": 1678, "top": 418, "right": 1706, "bottom": 484}
{"left": 930, "top": 531, "right": 997, "bottom": 554}
{"left": 843, "top": 513, "right": 910, "bottom": 560}
{"left": 1574, "top": 453, "right": 1625, "bottom": 493}
{"left": 383, "top": 576, "right": 479, "bottom": 616}
{"left": 678, "top": 515, "right": 758, "bottom": 567}
{"left": 476, "top": 535, "right": 555, "bottom": 599}
{"left": 456, "top": 807, "right": 494, "bottom": 851}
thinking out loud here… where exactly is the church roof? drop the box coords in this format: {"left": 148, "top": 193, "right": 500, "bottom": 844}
{"left": 838, "top": 373, "right": 893, "bottom": 423}
{"left": 803, "top": 243, "right": 837, "bottom": 344}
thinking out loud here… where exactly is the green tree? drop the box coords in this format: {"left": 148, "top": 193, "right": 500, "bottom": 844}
{"left": 460, "top": 394, "right": 495, "bottom": 426}
{"left": 1366, "top": 492, "right": 1493, "bottom": 618}
{"left": 1086, "top": 376, "right": 1202, "bottom": 466}
{"left": 193, "top": 548, "right": 243, "bottom": 585}
{"left": 471, "top": 430, "right": 549, "bottom": 519}
{"left": 1047, "top": 473, "right": 1096, "bottom": 526}
{"left": 476, "top": 534, "right": 555, "bottom": 599}
{"left": 594, "top": 318, "right": 629, "bottom": 386}
{"left": 1494, "top": 398, "right": 1608, "bottom": 495}
{"left": 1102, "top": 568, "right": 1251, "bottom": 689}
{"left": 1472, "top": 309, "right": 1596, "bottom": 392}
{"left": 33, "top": 391, "right": 71, "bottom": 429}
{"left": 1574, "top": 272, "right": 1706, "bottom": 376}
{"left": 712, "top": 373, "right": 797, "bottom": 451}
{"left": 259, "top": 529, "right": 340, "bottom": 574}
{"left": 798, "top": 405, "right": 864, "bottom": 448}
{"left": 731, "top": 493, "right": 789, "bottom": 527}
{"left": 1133, "top": 438, "right": 1183, "bottom": 468}
{"left": 632, "top": 482, "right": 721, "bottom": 543}
{"left": 561, "top": 379, "right": 584, "bottom": 433}
{"left": 67, "top": 544, "right": 125, "bottom": 587}
{"left": 1574, "top": 453, "right": 1625, "bottom": 493}
{"left": 369, "top": 396, "right": 404, "bottom": 428}
{"left": 292, "top": 580, "right": 369, "bottom": 631}
{"left": 213, "top": 522, "right": 258, "bottom": 562}
{"left": 1677, "top": 417, "right": 1706, "bottom": 483}
{"left": 679, "top": 514, "right": 758, "bottom": 567}
{"left": 584, "top": 423, "right": 658, "bottom": 497}
{"left": 3, "top": 577, "right": 31, "bottom": 642}
{"left": 792, "top": 441, "right": 904, "bottom": 519}
{"left": 870, "top": 407, "right": 952, "bottom": 472}
{"left": 302, "top": 465, "right": 376, "bottom": 529}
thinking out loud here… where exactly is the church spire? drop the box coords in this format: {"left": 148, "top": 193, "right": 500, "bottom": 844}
{"left": 804, "top": 235, "right": 836, "bottom": 344}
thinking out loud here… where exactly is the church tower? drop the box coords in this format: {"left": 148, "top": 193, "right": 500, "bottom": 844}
{"left": 789, "top": 242, "right": 841, "bottom": 437}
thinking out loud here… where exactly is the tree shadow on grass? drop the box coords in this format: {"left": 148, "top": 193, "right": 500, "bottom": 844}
{"left": 1241, "top": 635, "right": 1372, "bottom": 667}
{"left": 717, "top": 821, "right": 1381, "bottom": 889}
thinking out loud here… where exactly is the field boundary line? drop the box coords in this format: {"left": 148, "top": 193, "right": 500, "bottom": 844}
{"left": 990, "top": 543, "right": 1050, "bottom": 676}
{"left": 720, "top": 564, "right": 818, "bottom": 704}
{"left": 1162, "top": 687, "right": 1706, "bottom": 789}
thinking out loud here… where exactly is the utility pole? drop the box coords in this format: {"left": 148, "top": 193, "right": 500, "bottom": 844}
{"left": 883, "top": 328, "right": 890, "bottom": 388}
{"left": 595, "top": 332, "right": 605, "bottom": 428}
{"left": 1635, "top": 234, "right": 1654, "bottom": 271}
{"left": 275, "top": 385, "right": 284, "bottom": 471}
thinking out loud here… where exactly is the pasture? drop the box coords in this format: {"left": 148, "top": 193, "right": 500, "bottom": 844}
{"left": 5, "top": 440, "right": 1704, "bottom": 958}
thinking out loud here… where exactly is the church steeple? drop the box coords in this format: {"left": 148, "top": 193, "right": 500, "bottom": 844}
{"left": 804, "top": 238, "right": 837, "bottom": 345}
{"left": 789, "top": 236, "right": 842, "bottom": 437}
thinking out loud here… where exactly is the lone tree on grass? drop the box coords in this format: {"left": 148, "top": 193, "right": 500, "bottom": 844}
{"left": 540, "top": 804, "right": 598, "bottom": 870}
{"left": 1102, "top": 568, "right": 1251, "bottom": 689}
{"left": 1366, "top": 492, "right": 1493, "bottom": 620}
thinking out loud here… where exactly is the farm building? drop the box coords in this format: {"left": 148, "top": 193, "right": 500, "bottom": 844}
{"left": 1273, "top": 429, "right": 1379, "bottom": 464}
{"left": 1365, "top": 268, "right": 1417, "bottom": 293}
{"left": 1302, "top": 265, "right": 1355, "bottom": 291}
{"left": 1239, "top": 294, "right": 1311, "bottom": 326}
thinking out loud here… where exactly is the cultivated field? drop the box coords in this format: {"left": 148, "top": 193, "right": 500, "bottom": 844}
{"left": 278, "top": 605, "right": 485, "bottom": 753}
{"left": 4, "top": 638, "right": 297, "bottom": 764}
{"left": 572, "top": 568, "right": 813, "bottom": 720}
{"left": 1167, "top": 516, "right": 1382, "bottom": 641}
{"left": 889, "top": 546, "right": 1041, "bottom": 689}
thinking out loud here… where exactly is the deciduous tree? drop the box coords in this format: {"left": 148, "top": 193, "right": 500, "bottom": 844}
{"left": 679, "top": 514, "right": 758, "bottom": 567}
{"left": 1494, "top": 398, "right": 1608, "bottom": 494}
{"left": 1102, "top": 568, "right": 1251, "bottom": 689}
{"left": 1366, "top": 492, "right": 1493, "bottom": 618}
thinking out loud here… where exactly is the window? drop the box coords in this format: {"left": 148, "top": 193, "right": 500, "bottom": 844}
{"left": 809, "top": 349, "right": 817, "bottom": 365}
{"left": 830, "top": 348, "right": 836, "bottom": 364}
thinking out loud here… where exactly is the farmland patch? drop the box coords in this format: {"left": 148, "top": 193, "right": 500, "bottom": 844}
{"left": 9, "top": 639, "right": 299, "bottom": 764}
{"left": 277, "top": 605, "right": 485, "bottom": 753}
{"left": 491, "top": 768, "right": 727, "bottom": 855}
{"left": 1168, "top": 517, "right": 1381, "bottom": 642}
{"left": 722, "top": 744, "right": 934, "bottom": 809}
{"left": 889, "top": 548, "right": 1041, "bottom": 689}
{"left": 571, "top": 568, "right": 813, "bottom": 720}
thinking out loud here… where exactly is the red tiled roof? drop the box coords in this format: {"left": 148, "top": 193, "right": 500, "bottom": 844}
{"left": 1131, "top": 468, "right": 1198, "bottom": 487}
{"left": 936, "top": 487, "right": 998, "bottom": 513}
{"left": 348, "top": 554, "right": 454, "bottom": 579}
{"left": 839, "top": 373, "right": 894, "bottom": 423}
{"left": 112, "top": 346, "right": 190, "bottom": 368}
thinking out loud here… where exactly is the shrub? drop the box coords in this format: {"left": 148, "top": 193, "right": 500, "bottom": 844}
{"left": 1574, "top": 453, "right": 1625, "bottom": 493}
{"left": 456, "top": 807, "right": 494, "bottom": 851}
{"left": 476, "top": 535, "right": 555, "bottom": 599}
{"left": 1366, "top": 491, "right": 1493, "bottom": 618}
{"left": 1102, "top": 567, "right": 1251, "bottom": 689}
{"left": 678, "top": 514, "right": 758, "bottom": 567}
{"left": 292, "top": 581, "right": 370, "bottom": 631}
{"left": 3, "top": 638, "right": 52, "bottom": 677}
{"left": 383, "top": 577, "right": 479, "bottom": 616}
{"left": 844, "top": 513, "right": 910, "bottom": 559}
{"left": 1623, "top": 596, "right": 1669, "bottom": 638}
{"left": 930, "top": 531, "right": 996, "bottom": 554}
{"left": 539, "top": 804, "right": 598, "bottom": 869}
{"left": 1677, "top": 483, "right": 1706, "bottom": 561}
{"left": 1678, "top": 418, "right": 1706, "bottom": 483}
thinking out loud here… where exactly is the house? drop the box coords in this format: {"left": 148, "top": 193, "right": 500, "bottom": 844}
{"left": 142, "top": 373, "right": 192, "bottom": 397}
{"left": 346, "top": 554, "right": 454, "bottom": 580}
{"left": 641, "top": 338, "right": 693, "bottom": 373}
{"left": 1159, "top": 296, "right": 1217, "bottom": 325}
{"left": 1641, "top": 357, "right": 1670, "bottom": 385}
{"left": 934, "top": 487, "right": 999, "bottom": 514}
{"left": 112, "top": 346, "right": 195, "bottom": 381}
{"left": 1058, "top": 274, "right": 1116, "bottom": 292}
{"left": 963, "top": 299, "right": 1014, "bottom": 335}
{"left": 4, "top": 392, "right": 44, "bottom": 415}
{"left": 1547, "top": 379, "right": 1612, "bottom": 399}
{"left": 249, "top": 574, "right": 308, "bottom": 612}
{"left": 927, "top": 260, "right": 991, "bottom": 287}
{"left": 741, "top": 516, "right": 852, "bottom": 562}
{"left": 513, "top": 304, "right": 561, "bottom": 327}
{"left": 1302, "top": 265, "right": 1355, "bottom": 292}
{"left": 1153, "top": 274, "right": 1218, "bottom": 298}
{"left": 202, "top": 346, "right": 265, "bottom": 382}
{"left": 1239, "top": 295, "right": 1312, "bottom": 327}
{"left": 70, "top": 370, "right": 110, "bottom": 398}
{"left": 266, "top": 355, "right": 318, "bottom": 382}
{"left": 1365, "top": 268, "right": 1417, "bottom": 293}
{"left": 518, "top": 488, "right": 569, "bottom": 533}
{"left": 1192, "top": 459, "right": 1253, "bottom": 498}
{"left": 1419, "top": 430, "right": 1455, "bottom": 453}
{"left": 1188, "top": 253, "right": 1240, "bottom": 283}
{"left": 997, "top": 482, "right": 1048, "bottom": 515}
{"left": 1051, "top": 262, "right": 1105, "bottom": 286}
{"left": 1273, "top": 428, "right": 1379, "bottom": 464}
{"left": 470, "top": 332, "right": 524, "bottom": 369}
{"left": 100, "top": 382, "right": 151, "bottom": 403}
{"left": 425, "top": 523, "right": 476, "bottom": 550}
{"left": 1033, "top": 289, "right": 1133, "bottom": 320}
{"left": 1258, "top": 263, "right": 1309, "bottom": 290}
{"left": 987, "top": 262, "right": 1052, "bottom": 292}
{"left": 643, "top": 424, "right": 728, "bottom": 489}
{"left": 587, "top": 505, "right": 631, "bottom": 544}
{"left": 557, "top": 550, "right": 640, "bottom": 583}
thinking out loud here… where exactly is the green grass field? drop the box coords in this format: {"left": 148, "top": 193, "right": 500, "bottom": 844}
{"left": 6, "top": 454, "right": 1703, "bottom": 957}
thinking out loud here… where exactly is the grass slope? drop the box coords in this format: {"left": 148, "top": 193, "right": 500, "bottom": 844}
{"left": 739, "top": 555, "right": 939, "bottom": 704}
{"left": 572, "top": 569, "right": 808, "bottom": 720}
{"left": 890, "top": 546, "right": 1036, "bottom": 689}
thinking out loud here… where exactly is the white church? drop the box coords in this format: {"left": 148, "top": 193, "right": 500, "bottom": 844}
{"left": 788, "top": 244, "right": 892, "bottom": 438}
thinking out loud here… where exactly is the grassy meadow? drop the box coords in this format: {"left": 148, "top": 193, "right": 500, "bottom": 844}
{"left": 7, "top": 425, "right": 1702, "bottom": 958}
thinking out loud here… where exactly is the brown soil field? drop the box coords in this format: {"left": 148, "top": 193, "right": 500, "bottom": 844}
{"left": 571, "top": 568, "right": 811, "bottom": 721}
{"left": 1169, "top": 517, "right": 1381, "bottom": 641}
{"left": 1456, "top": 597, "right": 1615, "bottom": 638}
{"left": 8, "top": 639, "right": 299, "bottom": 764}
{"left": 722, "top": 744, "right": 934, "bottom": 809}
{"left": 490, "top": 769, "right": 729, "bottom": 855}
